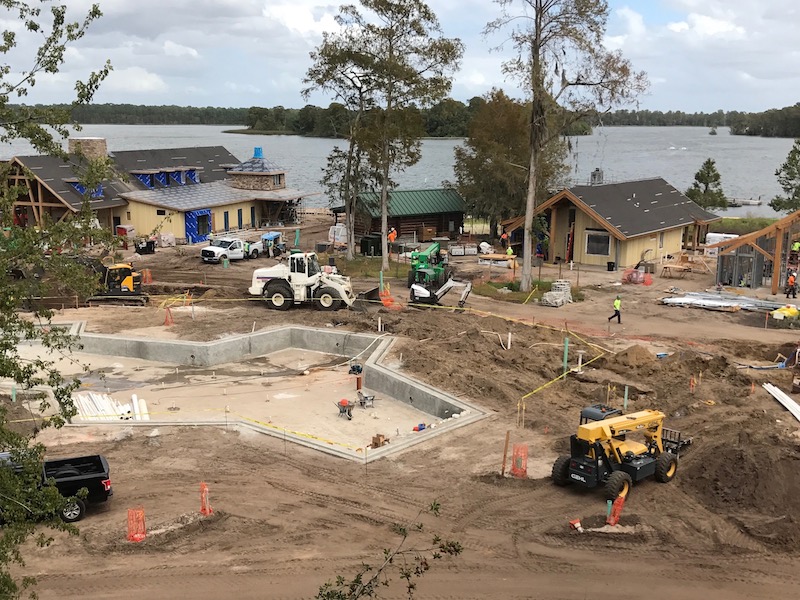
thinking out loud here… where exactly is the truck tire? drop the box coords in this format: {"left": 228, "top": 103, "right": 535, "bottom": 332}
{"left": 61, "top": 498, "right": 86, "bottom": 523}
{"left": 220, "top": 254, "right": 227, "bottom": 261}
{"left": 264, "top": 283, "right": 293, "bottom": 311}
{"left": 655, "top": 452, "right": 678, "bottom": 483}
{"left": 605, "top": 471, "right": 633, "bottom": 500}
{"left": 250, "top": 249, "right": 259, "bottom": 259}
{"left": 314, "top": 287, "right": 343, "bottom": 311}
{"left": 551, "top": 455, "right": 571, "bottom": 486}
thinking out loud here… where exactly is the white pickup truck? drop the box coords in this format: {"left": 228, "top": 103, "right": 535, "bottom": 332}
{"left": 200, "top": 237, "right": 263, "bottom": 263}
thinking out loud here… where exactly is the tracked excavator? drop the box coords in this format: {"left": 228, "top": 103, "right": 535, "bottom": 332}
{"left": 551, "top": 406, "right": 690, "bottom": 500}
{"left": 85, "top": 258, "right": 148, "bottom": 306}
{"left": 409, "top": 269, "right": 472, "bottom": 308}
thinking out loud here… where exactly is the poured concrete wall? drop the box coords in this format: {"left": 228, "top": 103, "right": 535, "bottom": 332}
{"left": 70, "top": 325, "right": 489, "bottom": 462}
{"left": 77, "top": 326, "right": 378, "bottom": 367}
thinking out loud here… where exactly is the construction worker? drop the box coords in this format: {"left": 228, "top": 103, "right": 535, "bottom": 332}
{"left": 387, "top": 227, "right": 397, "bottom": 244}
{"left": 500, "top": 230, "right": 509, "bottom": 249}
{"left": 793, "top": 240, "right": 800, "bottom": 253}
{"left": 608, "top": 295, "right": 622, "bottom": 324}
{"left": 788, "top": 272, "right": 798, "bottom": 299}
{"left": 506, "top": 246, "right": 514, "bottom": 256}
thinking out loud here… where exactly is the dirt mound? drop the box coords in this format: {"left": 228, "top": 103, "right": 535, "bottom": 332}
{"left": 614, "top": 345, "right": 655, "bottom": 367}
{"left": 681, "top": 415, "right": 800, "bottom": 550}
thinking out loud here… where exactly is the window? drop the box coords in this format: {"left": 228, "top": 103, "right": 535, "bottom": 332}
{"left": 126, "top": 211, "right": 131, "bottom": 221}
{"left": 659, "top": 232, "right": 665, "bottom": 249}
{"left": 197, "top": 214, "right": 210, "bottom": 236}
{"left": 156, "top": 209, "right": 166, "bottom": 216}
{"left": 272, "top": 174, "right": 282, "bottom": 186}
{"left": 585, "top": 230, "right": 610, "bottom": 256}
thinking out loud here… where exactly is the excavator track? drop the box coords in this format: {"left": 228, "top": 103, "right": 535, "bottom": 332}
{"left": 86, "top": 295, "right": 149, "bottom": 307}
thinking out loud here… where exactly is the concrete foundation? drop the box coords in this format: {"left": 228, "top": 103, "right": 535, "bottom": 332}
{"left": 62, "top": 325, "right": 490, "bottom": 462}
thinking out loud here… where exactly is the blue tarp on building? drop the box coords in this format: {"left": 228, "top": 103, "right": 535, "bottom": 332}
{"left": 185, "top": 209, "right": 212, "bottom": 243}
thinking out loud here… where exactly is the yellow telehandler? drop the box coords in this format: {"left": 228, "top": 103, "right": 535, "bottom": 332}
{"left": 551, "top": 405, "right": 689, "bottom": 500}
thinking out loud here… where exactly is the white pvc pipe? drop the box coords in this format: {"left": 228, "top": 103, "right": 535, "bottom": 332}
{"left": 132, "top": 394, "right": 141, "bottom": 420}
{"left": 138, "top": 398, "right": 150, "bottom": 420}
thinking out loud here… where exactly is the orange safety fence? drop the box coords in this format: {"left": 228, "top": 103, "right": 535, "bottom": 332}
{"left": 141, "top": 268, "right": 153, "bottom": 284}
{"left": 200, "top": 482, "right": 213, "bottom": 516}
{"left": 509, "top": 443, "right": 528, "bottom": 478}
{"left": 164, "top": 307, "right": 174, "bottom": 326}
{"left": 606, "top": 496, "right": 625, "bottom": 526}
{"left": 127, "top": 507, "right": 146, "bottom": 542}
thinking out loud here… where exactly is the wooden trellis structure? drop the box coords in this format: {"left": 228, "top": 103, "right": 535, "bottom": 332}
{"left": 706, "top": 210, "right": 800, "bottom": 294}
{"left": 5, "top": 159, "right": 76, "bottom": 226}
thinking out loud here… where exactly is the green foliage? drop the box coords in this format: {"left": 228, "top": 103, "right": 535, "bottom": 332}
{"left": 685, "top": 158, "right": 727, "bottom": 210}
{"left": 729, "top": 104, "right": 800, "bottom": 138}
{"left": 453, "top": 89, "right": 568, "bottom": 235}
{"left": 0, "top": 3, "right": 113, "bottom": 597}
{"left": 305, "top": 0, "right": 463, "bottom": 270}
{"left": 315, "top": 501, "right": 462, "bottom": 599}
{"left": 708, "top": 217, "right": 776, "bottom": 235}
{"left": 485, "top": 0, "right": 648, "bottom": 292}
{"left": 770, "top": 139, "right": 800, "bottom": 213}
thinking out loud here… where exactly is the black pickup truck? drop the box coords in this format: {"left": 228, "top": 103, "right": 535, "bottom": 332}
{"left": 1, "top": 453, "right": 113, "bottom": 523}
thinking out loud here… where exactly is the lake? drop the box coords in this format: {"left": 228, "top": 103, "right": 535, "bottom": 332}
{"left": 2, "top": 124, "right": 795, "bottom": 217}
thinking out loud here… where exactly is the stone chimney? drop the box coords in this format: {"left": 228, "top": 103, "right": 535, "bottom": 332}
{"left": 68, "top": 137, "right": 108, "bottom": 161}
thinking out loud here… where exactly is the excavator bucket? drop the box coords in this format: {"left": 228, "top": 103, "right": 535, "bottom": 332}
{"left": 352, "top": 286, "right": 381, "bottom": 312}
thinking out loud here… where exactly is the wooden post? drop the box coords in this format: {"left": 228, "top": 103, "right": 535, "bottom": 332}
{"left": 772, "top": 226, "right": 784, "bottom": 295}
{"left": 501, "top": 430, "right": 511, "bottom": 476}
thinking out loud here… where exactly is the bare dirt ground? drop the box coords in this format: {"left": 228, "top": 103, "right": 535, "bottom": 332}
{"left": 16, "top": 226, "right": 800, "bottom": 599}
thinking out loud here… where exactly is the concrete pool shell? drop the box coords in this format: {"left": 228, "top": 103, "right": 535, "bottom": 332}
{"left": 66, "top": 324, "right": 489, "bottom": 462}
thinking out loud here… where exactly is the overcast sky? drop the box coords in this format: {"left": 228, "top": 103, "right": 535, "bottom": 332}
{"left": 6, "top": 0, "right": 797, "bottom": 112}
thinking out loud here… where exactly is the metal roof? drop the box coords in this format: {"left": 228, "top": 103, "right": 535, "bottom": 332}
{"left": 333, "top": 189, "right": 465, "bottom": 218}
{"left": 119, "top": 180, "right": 314, "bottom": 212}
{"left": 229, "top": 156, "right": 285, "bottom": 174}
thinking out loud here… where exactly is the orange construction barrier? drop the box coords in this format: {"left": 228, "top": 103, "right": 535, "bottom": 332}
{"left": 141, "top": 268, "right": 153, "bottom": 284}
{"left": 164, "top": 307, "right": 174, "bottom": 326}
{"left": 127, "top": 507, "right": 146, "bottom": 542}
{"left": 606, "top": 496, "right": 625, "bottom": 526}
{"left": 200, "top": 482, "right": 213, "bottom": 516}
{"left": 509, "top": 443, "right": 528, "bottom": 478}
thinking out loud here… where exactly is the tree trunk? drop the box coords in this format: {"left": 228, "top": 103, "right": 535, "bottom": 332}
{"left": 521, "top": 152, "right": 537, "bottom": 292}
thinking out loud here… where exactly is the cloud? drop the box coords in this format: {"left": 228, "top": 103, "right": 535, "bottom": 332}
{"left": 603, "top": 1, "right": 800, "bottom": 111}
{"left": 3, "top": 0, "right": 798, "bottom": 111}
{"left": 103, "top": 67, "right": 168, "bottom": 94}
{"left": 164, "top": 41, "right": 199, "bottom": 59}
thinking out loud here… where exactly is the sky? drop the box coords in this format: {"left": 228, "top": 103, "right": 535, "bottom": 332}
{"left": 3, "top": 0, "right": 798, "bottom": 113}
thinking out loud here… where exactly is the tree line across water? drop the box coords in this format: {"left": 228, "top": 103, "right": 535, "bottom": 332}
{"left": 15, "top": 101, "right": 800, "bottom": 139}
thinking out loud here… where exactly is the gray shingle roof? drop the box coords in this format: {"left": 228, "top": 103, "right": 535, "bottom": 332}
{"left": 110, "top": 146, "right": 240, "bottom": 187}
{"left": 568, "top": 178, "right": 720, "bottom": 238}
{"left": 119, "top": 180, "right": 314, "bottom": 211}
{"left": 14, "top": 155, "right": 129, "bottom": 210}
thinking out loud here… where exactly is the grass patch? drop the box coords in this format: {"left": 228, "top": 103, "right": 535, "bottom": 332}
{"left": 709, "top": 217, "right": 776, "bottom": 235}
{"left": 322, "top": 254, "right": 412, "bottom": 281}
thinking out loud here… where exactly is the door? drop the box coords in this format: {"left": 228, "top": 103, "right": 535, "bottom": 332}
{"left": 223, "top": 211, "right": 229, "bottom": 231}
{"left": 237, "top": 208, "right": 243, "bottom": 229}
{"left": 113, "top": 216, "right": 121, "bottom": 228}
{"left": 250, "top": 206, "right": 256, "bottom": 228}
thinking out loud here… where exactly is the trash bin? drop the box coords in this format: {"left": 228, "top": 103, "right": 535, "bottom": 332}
{"left": 607, "top": 261, "right": 616, "bottom": 271}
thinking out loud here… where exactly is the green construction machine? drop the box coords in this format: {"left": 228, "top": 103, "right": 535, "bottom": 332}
{"left": 407, "top": 242, "right": 452, "bottom": 288}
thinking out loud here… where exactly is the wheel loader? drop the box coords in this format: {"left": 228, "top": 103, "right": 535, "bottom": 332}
{"left": 551, "top": 406, "right": 689, "bottom": 500}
